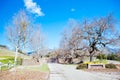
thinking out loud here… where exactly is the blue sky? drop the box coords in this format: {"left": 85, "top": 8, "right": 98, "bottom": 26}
{"left": 0, "top": 0, "right": 120, "bottom": 49}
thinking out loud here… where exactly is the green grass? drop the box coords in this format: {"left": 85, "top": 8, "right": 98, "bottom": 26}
{"left": 0, "top": 56, "right": 23, "bottom": 71}
{"left": 0, "top": 49, "right": 28, "bottom": 71}
{"left": 0, "top": 56, "right": 23, "bottom": 64}
{"left": 1, "top": 65, "right": 9, "bottom": 71}
{"left": 0, "top": 56, "right": 14, "bottom": 64}
{"left": 84, "top": 59, "right": 108, "bottom": 64}
{"left": 39, "top": 64, "right": 49, "bottom": 72}
{"left": 94, "top": 59, "right": 108, "bottom": 64}
{"left": 24, "top": 64, "right": 49, "bottom": 72}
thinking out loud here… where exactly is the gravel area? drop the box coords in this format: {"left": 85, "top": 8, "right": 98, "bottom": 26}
{"left": 107, "top": 60, "right": 120, "bottom": 64}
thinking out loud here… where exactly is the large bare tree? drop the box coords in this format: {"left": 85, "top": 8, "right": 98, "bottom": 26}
{"left": 6, "top": 10, "right": 32, "bottom": 65}
{"left": 81, "top": 15, "right": 120, "bottom": 61}
{"left": 60, "top": 15, "right": 120, "bottom": 62}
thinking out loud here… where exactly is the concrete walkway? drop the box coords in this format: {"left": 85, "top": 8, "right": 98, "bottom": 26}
{"left": 48, "top": 63, "right": 66, "bottom": 80}
{"left": 48, "top": 63, "right": 120, "bottom": 80}
{"left": 108, "top": 60, "right": 120, "bottom": 64}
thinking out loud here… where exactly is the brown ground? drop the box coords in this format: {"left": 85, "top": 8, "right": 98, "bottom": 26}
{"left": 0, "top": 69, "right": 48, "bottom": 80}
{"left": 0, "top": 59, "right": 49, "bottom": 80}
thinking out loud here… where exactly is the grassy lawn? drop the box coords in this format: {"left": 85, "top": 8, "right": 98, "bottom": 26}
{"left": 39, "top": 63, "right": 49, "bottom": 72}
{"left": 0, "top": 56, "right": 23, "bottom": 71}
{"left": 0, "top": 48, "right": 30, "bottom": 71}
{"left": 1, "top": 65, "right": 9, "bottom": 71}
{"left": 24, "top": 63, "right": 49, "bottom": 72}
{"left": 0, "top": 56, "right": 22, "bottom": 64}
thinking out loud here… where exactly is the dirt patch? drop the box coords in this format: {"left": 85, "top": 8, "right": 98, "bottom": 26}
{"left": 22, "top": 59, "right": 40, "bottom": 66}
{"left": 0, "top": 69, "right": 48, "bottom": 80}
{"left": 116, "top": 64, "right": 120, "bottom": 69}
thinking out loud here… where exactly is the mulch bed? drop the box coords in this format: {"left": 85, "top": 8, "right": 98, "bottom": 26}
{"left": 0, "top": 69, "right": 48, "bottom": 80}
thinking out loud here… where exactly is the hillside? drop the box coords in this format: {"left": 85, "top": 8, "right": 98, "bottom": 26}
{"left": 0, "top": 48, "right": 15, "bottom": 56}
{"left": 0, "top": 48, "right": 31, "bottom": 59}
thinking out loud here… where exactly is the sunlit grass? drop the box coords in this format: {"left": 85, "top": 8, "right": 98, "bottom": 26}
{"left": 24, "top": 63, "right": 49, "bottom": 72}
{"left": 1, "top": 65, "right": 9, "bottom": 71}
{"left": 84, "top": 59, "right": 108, "bottom": 64}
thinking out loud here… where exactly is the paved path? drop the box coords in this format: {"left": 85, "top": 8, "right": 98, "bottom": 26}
{"left": 48, "top": 63, "right": 66, "bottom": 80}
{"left": 108, "top": 60, "right": 120, "bottom": 64}
{"left": 48, "top": 63, "right": 120, "bottom": 80}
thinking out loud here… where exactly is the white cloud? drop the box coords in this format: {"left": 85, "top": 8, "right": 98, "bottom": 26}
{"left": 24, "top": 0, "right": 45, "bottom": 16}
{"left": 71, "top": 8, "right": 75, "bottom": 12}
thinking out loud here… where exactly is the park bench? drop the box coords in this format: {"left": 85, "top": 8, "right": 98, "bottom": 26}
{"left": 88, "top": 64, "right": 105, "bottom": 69}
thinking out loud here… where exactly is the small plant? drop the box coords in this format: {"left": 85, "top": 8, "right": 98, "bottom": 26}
{"left": 97, "top": 53, "right": 107, "bottom": 59}
{"left": 107, "top": 53, "right": 117, "bottom": 60}
{"left": 16, "top": 58, "right": 23, "bottom": 65}
{"left": 105, "top": 63, "right": 117, "bottom": 69}
{"left": 76, "top": 64, "right": 87, "bottom": 69}
{"left": 84, "top": 61, "right": 94, "bottom": 64}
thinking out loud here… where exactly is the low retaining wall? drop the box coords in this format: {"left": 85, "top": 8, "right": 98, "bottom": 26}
{"left": 88, "top": 64, "right": 105, "bottom": 69}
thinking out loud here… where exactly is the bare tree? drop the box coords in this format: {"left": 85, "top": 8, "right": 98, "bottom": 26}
{"left": 81, "top": 15, "right": 120, "bottom": 61}
{"left": 13, "top": 10, "right": 33, "bottom": 52}
{"left": 59, "top": 29, "right": 70, "bottom": 56}
{"left": 60, "top": 14, "right": 120, "bottom": 62}
{"left": 6, "top": 10, "right": 32, "bottom": 65}
{"left": 30, "top": 26, "right": 45, "bottom": 62}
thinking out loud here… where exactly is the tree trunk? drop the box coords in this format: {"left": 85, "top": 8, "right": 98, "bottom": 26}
{"left": 14, "top": 46, "right": 18, "bottom": 66}
{"left": 90, "top": 55, "right": 93, "bottom": 62}
{"left": 37, "top": 58, "right": 39, "bottom": 62}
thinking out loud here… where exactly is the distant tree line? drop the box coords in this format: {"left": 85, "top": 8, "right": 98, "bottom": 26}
{"left": 97, "top": 53, "right": 120, "bottom": 61}
{"left": 0, "top": 45, "right": 8, "bottom": 49}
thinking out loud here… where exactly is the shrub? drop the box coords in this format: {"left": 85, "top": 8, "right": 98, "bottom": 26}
{"left": 100, "top": 60, "right": 108, "bottom": 64}
{"left": 107, "top": 53, "right": 117, "bottom": 60}
{"left": 17, "top": 58, "right": 23, "bottom": 65}
{"left": 116, "top": 53, "right": 120, "bottom": 61}
{"left": 84, "top": 61, "right": 94, "bottom": 64}
{"left": 105, "top": 63, "right": 117, "bottom": 69}
{"left": 97, "top": 54, "right": 107, "bottom": 59}
{"left": 76, "top": 64, "right": 87, "bottom": 69}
